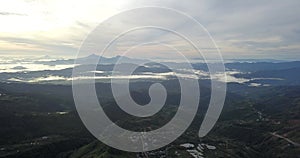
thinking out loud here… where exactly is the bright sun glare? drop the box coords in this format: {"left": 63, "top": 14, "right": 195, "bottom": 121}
{"left": 0, "top": 0, "right": 128, "bottom": 33}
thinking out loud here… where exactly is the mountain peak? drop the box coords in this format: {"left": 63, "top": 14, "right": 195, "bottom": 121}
{"left": 87, "top": 53, "right": 99, "bottom": 58}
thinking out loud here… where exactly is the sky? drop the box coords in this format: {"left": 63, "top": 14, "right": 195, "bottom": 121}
{"left": 0, "top": 0, "right": 300, "bottom": 60}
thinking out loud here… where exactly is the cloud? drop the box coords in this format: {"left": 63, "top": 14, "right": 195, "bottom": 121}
{"left": 0, "top": 0, "right": 299, "bottom": 59}
{"left": 0, "top": 37, "right": 79, "bottom": 56}
{"left": 0, "top": 12, "right": 27, "bottom": 16}
{"left": 140, "top": 0, "right": 300, "bottom": 58}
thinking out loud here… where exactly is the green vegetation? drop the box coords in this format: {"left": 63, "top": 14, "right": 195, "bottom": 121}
{"left": 0, "top": 82, "right": 299, "bottom": 157}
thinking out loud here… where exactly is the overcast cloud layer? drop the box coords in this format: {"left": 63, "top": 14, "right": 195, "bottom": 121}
{"left": 0, "top": 0, "right": 299, "bottom": 60}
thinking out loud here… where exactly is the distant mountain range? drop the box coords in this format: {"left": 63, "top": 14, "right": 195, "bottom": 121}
{"left": 33, "top": 54, "right": 299, "bottom": 66}
{"left": 1, "top": 54, "right": 300, "bottom": 86}
{"left": 34, "top": 54, "right": 149, "bottom": 65}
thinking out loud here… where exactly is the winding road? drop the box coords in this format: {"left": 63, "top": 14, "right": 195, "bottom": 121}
{"left": 270, "top": 132, "right": 300, "bottom": 147}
